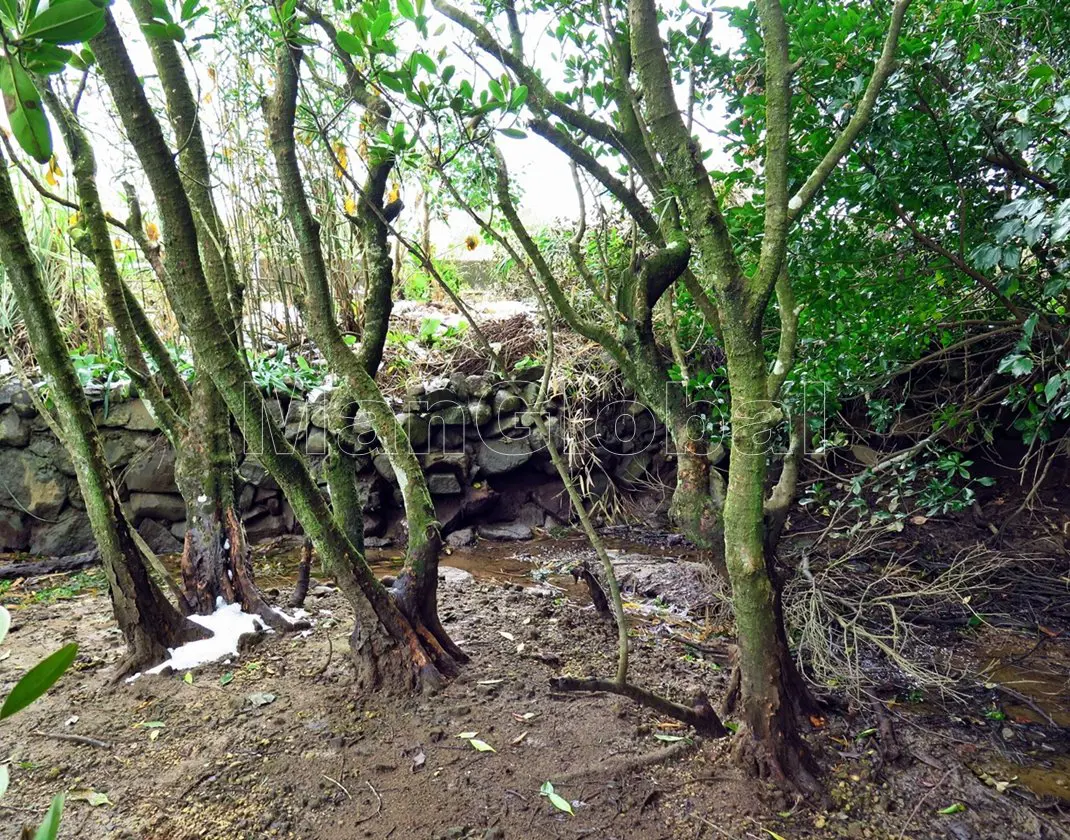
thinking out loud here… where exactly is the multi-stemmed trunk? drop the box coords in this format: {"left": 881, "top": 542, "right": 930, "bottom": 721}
{"left": 0, "top": 144, "right": 190, "bottom": 675}
{"left": 265, "top": 38, "right": 462, "bottom": 665}
{"left": 92, "top": 10, "right": 453, "bottom": 692}
{"left": 117, "top": 0, "right": 288, "bottom": 628}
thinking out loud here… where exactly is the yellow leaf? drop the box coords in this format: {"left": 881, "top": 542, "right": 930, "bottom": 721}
{"left": 344, "top": 196, "right": 357, "bottom": 215}
{"left": 144, "top": 221, "right": 160, "bottom": 242}
{"left": 207, "top": 66, "right": 217, "bottom": 83}
{"left": 68, "top": 212, "right": 80, "bottom": 228}
{"left": 388, "top": 184, "right": 400, "bottom": 204}
{"left": 762, "top": 830, "right": 789, "bottom": 840}
{"left": 113, "top": 237, "right": 122, "bottom": 249}
{"left": 202, "top": 91, "right": 212, "bottom": 105}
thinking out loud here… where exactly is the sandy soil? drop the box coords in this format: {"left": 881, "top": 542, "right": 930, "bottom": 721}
{"left": 1, "top": 545, "right": 1068, "bottom": 840}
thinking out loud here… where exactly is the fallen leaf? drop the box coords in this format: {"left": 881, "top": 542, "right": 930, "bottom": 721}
{"left": 246, "top": 692, "right": 276, "bottom": 708}
{"left": 65, "top": 716, "right": 79, "bottom": 727}
{"left": 937, "top": 803, "right": 966, "bottom": 815}
{"left": 499, "top": 631, "right": 515, "bottom": 641}
{"left": 182, "top": 671, "right": 194, "bottom": 685}
{"left": 654, "top": 734, "right": 686, "bottom": 742}
{"left": 411, "top": 750, "right": 426, "bottom": 772}
{"left": 220, "top": 672, "right": 234, "bottom": 686}
{"left": 512, "top": 732, "right": 527, "bottom": 745}
{"left": 540, "top": 781, "right": 574, "bottom": 815}
{"left": 68, "top": 789, "right": 112, "bottom": 807}
{"left": 762, "top": 830, "right": 788, "bottom": 840}
{"left": 469, "top": 739, "right": 495, "bottom": 753}
{"left": 477, "top": 679, "right": 504, "bottom": 686}
{"left": 457, "top": 730, "right": 479, "bottom": 739}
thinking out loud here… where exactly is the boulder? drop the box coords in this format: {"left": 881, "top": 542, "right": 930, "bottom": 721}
{"left": 0, "top": 449, "right": 68, "bottom": 518}
{"left": 372, "top": 453, "right": 396, "bottom": 484}
{"left": 101, "top": 430, "right": 153, "bottom": 470}
{"left": 428, "top": 473, "right": 462, "bottom": 496}
{"left": 245, "top": 513, "right": 287, "bottom": 542}
{"left": 477, "top": 522, "right": 533, "bottom": 541}
{"left": 0, "top": 507, "right": 30, "bottom": 551}
{"left": 492, "top": 389, "right": 525, "bottom": 414}
{"left": 476, "top": 436, "right": 533, "bottom": 476}
{"left": 445, "top": 527, "right": 475, "bottom": 548}
{"left": 396, "top": 412, "right": 429, "bottom": 449}
{"left": 30, "top": 508, "right": 95, "bottom": 556}
{"left": 468, "top": 400, "right": 492, "bottom": 427}
{"left": 127, "top": 492, "right": 187, "bottom": 523}
{"left": 28, "top": 434, "right": 75, "bottom": 476}
{"left": 0, "top": 381, "right": 37, "bottom": 418}
{"left": 96, "top": 398, "right": 158, "bottom": 431}
{"left": 305, "top": 429, "right": 328, "bottom": 455}
{"left": 238, "top": 455, "right": 279, "bottom": 491}
{"left": 124, "top": 446, "right": 177, "bottom": 493}
{"left": 137, "top": 518, "right": 184, "bottom": 555}
{"left": 0, "top": 408, "right": 29, "bottom": 446}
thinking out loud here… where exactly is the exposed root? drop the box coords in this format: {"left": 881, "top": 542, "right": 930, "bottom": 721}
{"left": 731, "top": 725, "right": 821, "bottom": 800}
{"left": 551, "top": 736, "right": 700, "bottom": 785}
{"left": 549, "top": 675, "right": 728, "bottom": 737}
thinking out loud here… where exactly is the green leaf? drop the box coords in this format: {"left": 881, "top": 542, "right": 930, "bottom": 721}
{"left": 369, "top": 10, "right": 392, "bottom": 40}
{"left": 22, "top": 0, "right": 105, "bottom": 44}
{"left": 937, "top": 803, "right": 966, "bottom": 815}
{"left": 510, "top": 85, "right": 528, "bottom": 108}
{"left": 539, "top": 781, "right": 574, "bottom": 815}
{"left": 469, "top": 738, "right": 495, "bottom": 752}
{"left": 0, "top": 56, "right": 51, "bottom": 163}
{"left": 335, "top": 30, "right": 364, "bottom": 55}
{"left": 0, "top": 605, "right": 9, "bottom": 645}
{"left": 397, "top": 0, "right": 415, "bottom": 20}
{"left": 33, "top": 793, "right": 64, "bottom": 840}
{"left": 182, "top": 671, "right": 194, "bottom": 684}
{"left": 1, "top": 643, "right": 77, "bottom": 719}
{"left": 0, "top": 0, "right": 20, "bottom": 29}
{"left": 499, "top": 127, "right": 526, "bottom": 139}
{"left": 220, "top": 672, "right": 234, "bottom": 686}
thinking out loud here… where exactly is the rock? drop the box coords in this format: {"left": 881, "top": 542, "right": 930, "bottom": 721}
{"left": 27, "top": 434, "right": 74, "bottom": 475}
{"left": 283, "top": 400, "right": 311, "bottom": 440}
{"left": 137, "top": 518, "right": 184, "bottom": 554}
{"left": 485, "top": 413, "right": 520, "bottom": 438}
{"left": 0, "top": 408, "right": 29, "bottom": 446}
{"left": 492, "top": 389, "right": 525, "bottom": 414}
{"left": 613, "top": 450, "right": 653, "bottom": 486}
{"left": 428, "top": 473, "right": 462, "bottom": 496}
{"left": 532, "top": 483, "right": 571, "bottom": 522}
{"left": 477, "top": 522, "right": 533, "bottom": 541}
{"left": 515, "top": 502, "right": 545, "bottom": 528}
{"left": 445, "top": 527, "right": 475, "bottom": 548}
{"left": 30, "top": 508, "right": 95, "bottom": 556}
{"left": 245, "top": 513, "right": 287, "bottom": 542}
{"left": 439, "top": 566, "right": 474, "bottom": 585}
{"left": 127, "top": 492, "right": 187, "bottom": 523}
{"left": 0, "top": 381, "right": 36, "bottom": 417}
{"left": 96, "top": 398, "right": 158, "bottom": 431}
{"left": 101, "top": 430, "right": 153, "bottom": 470}
{"left": 372, "top": 453, "right": 396, "bottom": 484}
{"left": 124, "top": 446, "right": 177, "bottom": 493}
{"left": 305, "top": 429, "right": 328, "bottom": 455}
{"left": 170, "top": 520, "right": 188, "bottom": 541}
{"left": 432, "top": 403, "right": 469, "bottom": 426}
{"left": 613, "top": 554, "right": 712, "bottom": 610}
{"left": 0, "top": 449, "right": 68, "bottom": 517}
{"left": 465, "top": 374, "right": 494, "bottom": 400}
{"left": 420, "top": 451, "right": 469, "bottom": 473}
{"left": 468, "top": 400, "right": 492, "bottom": 427}
{"left": 238, "top": 483, "right": 255, "bottom": 512}
{"left": 0, "top": 507, "right": 30, "bottom": 551}
{"left": 476, "top": 436, "right": 533, "bottom": 476}
{"left": 238, "top": 456, "right": 279, "bottom": 491}
{"left": 515, "top": 364, "right": 545, "bottom": 383}
{"left": 396, "top": 412, "right": 429, "bottom": 449}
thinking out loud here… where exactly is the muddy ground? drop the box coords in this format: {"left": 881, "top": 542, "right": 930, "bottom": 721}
{"left": 1, "top": 534, "right": 1068, "bottom": 840}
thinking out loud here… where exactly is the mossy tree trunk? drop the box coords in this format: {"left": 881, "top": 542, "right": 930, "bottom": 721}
{"left": 123, "top": 0, "right": 286, "bottom": 628}
{"left": 91, "top": 10, "right": 450, "bottom": 692}
{"left": 0, "top": 143, "right": 190, "bottom": 676}
{"left": 265, "top": 38, "right": 462, "bottom": 665}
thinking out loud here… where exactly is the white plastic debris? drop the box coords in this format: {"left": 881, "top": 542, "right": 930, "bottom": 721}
{"left": 144, "top": 599, "right": 266, "bottom": 675}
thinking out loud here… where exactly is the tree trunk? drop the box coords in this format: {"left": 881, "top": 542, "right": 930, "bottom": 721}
{"left": 719, "top": 341, "right": 817, "bottom": 793}
{"left": 0, "top": 144, "right": 190, "bottom": 676}
{"left": 265, "top": 38, "right": 463, "bottom": 666}
{"left": 92, "top": 10, "right": 450, "bottom": 692}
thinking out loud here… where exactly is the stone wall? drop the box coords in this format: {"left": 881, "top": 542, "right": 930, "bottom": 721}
{"left": 0, "top": 371, "right": 671, "bottom": 558}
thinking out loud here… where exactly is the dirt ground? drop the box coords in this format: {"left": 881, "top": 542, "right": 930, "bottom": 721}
{"left": 1, "top": 536, "right": 1068, "bottom": 840}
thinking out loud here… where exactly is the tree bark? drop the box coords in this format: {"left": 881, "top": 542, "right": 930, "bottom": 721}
{"left": 0, "top": 143, "right": 190, "bottom": 677}
{"left": 91, "top": 10, "right": 448, "bottom": 692}
{"left": 264, "top": 38, "right": 462, "bottom": 666}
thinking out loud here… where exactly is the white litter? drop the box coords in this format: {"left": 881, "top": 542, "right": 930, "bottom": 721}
{"left": 144, "top": 598, "right": 266, "bottom": 675}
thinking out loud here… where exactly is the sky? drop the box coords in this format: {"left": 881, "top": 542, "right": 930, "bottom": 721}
{"left": 4, "top": 1, "right": 739, "bottom": 259}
